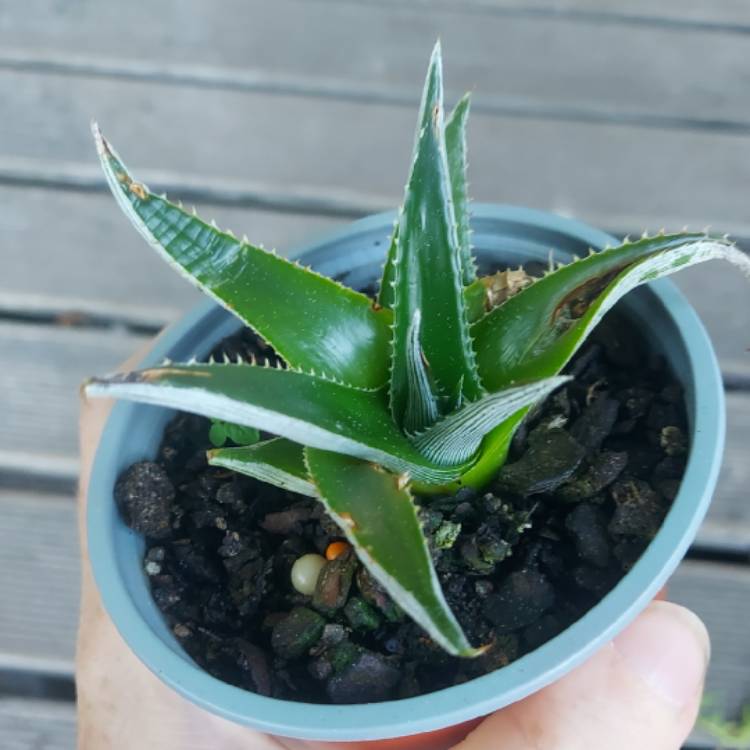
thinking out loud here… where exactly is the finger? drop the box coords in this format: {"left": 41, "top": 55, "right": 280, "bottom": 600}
{"left": 455, "top": 601, "right": 710, "bottom": 750}
{"left": 282, "top": 720, "right": 482, "bottom": 750}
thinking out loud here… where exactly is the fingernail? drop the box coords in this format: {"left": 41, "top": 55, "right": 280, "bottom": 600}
{"left": 613, "top": 601, "right": 710, "bottom": 709}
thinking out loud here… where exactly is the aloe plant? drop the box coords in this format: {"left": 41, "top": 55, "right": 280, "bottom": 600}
{"left": 86, "top": 41, "right": 750, "bottom": 657}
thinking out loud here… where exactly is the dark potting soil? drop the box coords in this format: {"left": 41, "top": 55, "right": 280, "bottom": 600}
{"left": 114, "top": 314, "right": 688, "bottom": 705}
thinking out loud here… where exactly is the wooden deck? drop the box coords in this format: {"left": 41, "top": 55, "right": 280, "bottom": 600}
{"left": 1, "top": 2, "right": 749, "bottom": 747}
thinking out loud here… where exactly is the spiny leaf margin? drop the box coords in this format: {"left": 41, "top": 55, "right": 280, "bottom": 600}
{"left": 92, "top": 122, "right": 392, "bottom": 390}
{"left": 445, "top": 92, "right": 476, "bottom": 285}
{"left": 84, "top": 362, "right": 472, "bottom": 485}
{"left": 388, "top": 41, "right": 483, "bottom": 427}
{"left": 473, "top": 233, "right": 750, "bottom": 391}
{"left": 378, "top": 92, "right": 476, "bottom": 310}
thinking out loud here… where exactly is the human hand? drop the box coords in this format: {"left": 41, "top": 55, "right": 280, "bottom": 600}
{"left": 77, "top": 349, "right": 710, "bottom": 750}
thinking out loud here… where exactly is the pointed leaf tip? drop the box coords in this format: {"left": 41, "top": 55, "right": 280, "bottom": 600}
{"left": 431, "top": 38, "right": 442, "bottom": 62}
{"left": 473, "top": 234, "right": 750, "bottom": 391}
{"left": 389, "top": 44, "right": 482, "bottom": 427}
{"left": 209, "top": 438, "right": 316, "bottom": 497}
{"left": 306, "top": 449, "right": 479, "bottom": 657}
{"left": 92, "top": 134, "right": 392, "bottom": 389}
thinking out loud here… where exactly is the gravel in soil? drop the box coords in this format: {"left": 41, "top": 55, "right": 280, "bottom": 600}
{"left": 116, "top": 316, "right": 686, "bottom": 704}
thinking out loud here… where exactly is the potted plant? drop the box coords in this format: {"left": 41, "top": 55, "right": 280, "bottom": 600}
{"left": 85, "top": 42, "right": 749, "bottom": 745}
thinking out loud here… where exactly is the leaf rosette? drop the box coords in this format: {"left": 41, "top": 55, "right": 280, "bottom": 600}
{"left": 86, "top": 42, "right": 750, "bottom": 655}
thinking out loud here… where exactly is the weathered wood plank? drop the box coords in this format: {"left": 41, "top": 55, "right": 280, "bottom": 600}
{"left": 0, "top": 322, "right": 148, "bottom": 482}
{"left": 0, "top": 698, "right": 75, "bottom": 750}
{"left": 2, "top": 0, "right": 750, "bottom": 127}
{"left": 322, "top": 0, "right": 750, "bottom": 29}
{"left": 671, "top": 561, "right": 750, "bottom": 736}
{"left": 0, "top": 154, "right": 389, "bottom": 219}
{"left": 6, "top": 70, "right": 750, "bottom": 239}
{"left": 0, "top": 492, "right": 78, "bottom": 675}
{"left": 696, "top": 392, "right": 750, "bottom": 554}
{"left": 671, "top": 263, "right": 750, "bottom": 385}
{"left": 523, "top": 0, "right": 750, "bottom": 23}
{"left": 5, "top": 52, "right": 748, "bottom": 141}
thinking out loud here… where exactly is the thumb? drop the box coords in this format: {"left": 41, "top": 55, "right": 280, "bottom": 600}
{"left": 456, "top": 601, "right": 710, "bottom": 750}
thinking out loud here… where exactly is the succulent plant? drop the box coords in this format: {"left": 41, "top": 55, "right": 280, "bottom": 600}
{"left": 86, "top": 42, "right": 750, "bottom": 656}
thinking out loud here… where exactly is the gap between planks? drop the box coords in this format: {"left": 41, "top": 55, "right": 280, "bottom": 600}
{"left": 2, "top": 50, "right": 750, "bottom": 137}
{"left": 7, "top": 155, "right": 750, "bottom": 242}
{"left": 0, "top": 154, "right": 388, "bottom": 219}
{"left": 0, "top": 698, "right": 77, "bottom": 750}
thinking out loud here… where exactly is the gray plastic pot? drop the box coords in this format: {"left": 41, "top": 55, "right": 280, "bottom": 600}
{"left": 87, "top": 205, "right": 725, "bottom": 744}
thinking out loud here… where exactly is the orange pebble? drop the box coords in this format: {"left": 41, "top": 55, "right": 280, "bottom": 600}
{"left": 325, "top": 541, "right": 350, "bottom": 560}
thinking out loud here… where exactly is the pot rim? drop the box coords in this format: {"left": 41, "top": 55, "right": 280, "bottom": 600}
{"left": 87, "top": 204, "right": 725, "bottom": 741}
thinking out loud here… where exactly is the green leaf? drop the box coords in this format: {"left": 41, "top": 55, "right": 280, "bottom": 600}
{"left": 376, "top": 221, "right": 399, "bottom": 309}
{"left": 455, "top": 410, "right": 527, "bottom": 490}
{"left": 226, "top": 423, "right": 261, "bottom": 446}
{"left": 92, "top": 124, "right": 391, "bottom": 390}
{"left": 445, "top": 93, "right": 476, "bottom": 285}
{"left": 473, "top": 233, "right": 750, "bottom": 391}
{"left": 378, "top": 93, "right": 475, "bottom": 310}
{"left": 208, "top": 438, "right": 316, "bottom": 497}
{"left": 305, "top": 448, "right": 481, "bottom": 657}
{"left": 84, "top": 362, "right": 470, "bottom": 485}
{"left": 208, "top": 421, "right": 228, "bottom": 448}
{"left": 389, "top": 42, "right": 483, "bottom": 426}
{"left": 208, "top": 419, "right": 260, "bottom": 447}
{"left": 413, "top": 376, "right": 569, "bottom": 464}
